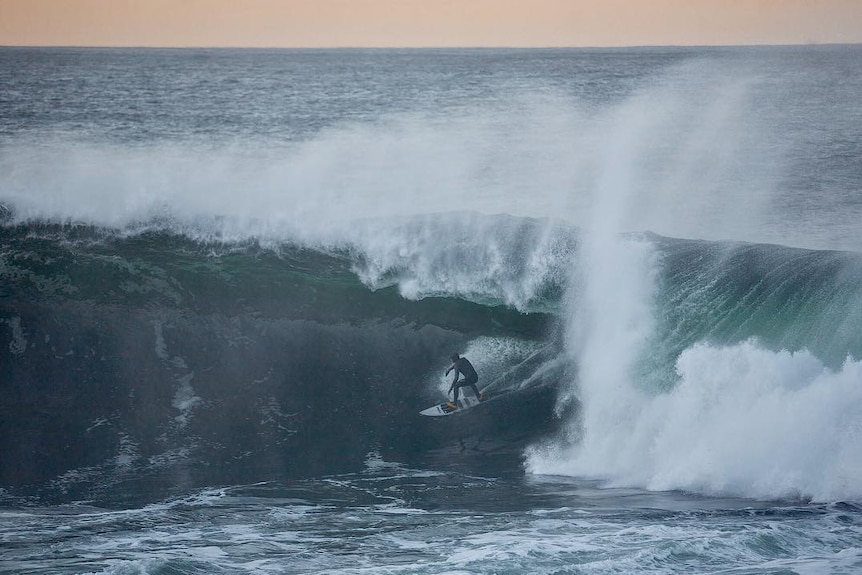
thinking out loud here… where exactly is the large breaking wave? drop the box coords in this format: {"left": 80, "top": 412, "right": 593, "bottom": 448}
{"left": 2, "top": 209, "right": 861, "bottom": 503}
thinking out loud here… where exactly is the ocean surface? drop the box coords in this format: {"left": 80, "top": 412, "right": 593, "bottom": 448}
{"left": 1, "top": 45, "right": 861, "bottom": 574}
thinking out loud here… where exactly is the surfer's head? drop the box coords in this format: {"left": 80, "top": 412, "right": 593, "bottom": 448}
{"left": 450, "top": 353, "right": 460, "bottom": 362}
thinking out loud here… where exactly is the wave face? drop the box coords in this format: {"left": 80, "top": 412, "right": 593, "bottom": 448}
{"left": 3, "top": 218, "right": 861, "bottom": 503}
{"left": 0, "top": 220, "right": 560, "bottom": 499}
{"left": 2, "top": 46, "right": 862, "bottom": 503}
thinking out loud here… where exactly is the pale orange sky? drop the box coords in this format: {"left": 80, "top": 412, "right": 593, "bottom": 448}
{"left": 1, "top": 0, "right": 860, "bottom": 48}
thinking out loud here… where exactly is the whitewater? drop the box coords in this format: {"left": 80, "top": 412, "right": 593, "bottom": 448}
{"left": 1, "top": 46, "right": 861, "bottom": 574}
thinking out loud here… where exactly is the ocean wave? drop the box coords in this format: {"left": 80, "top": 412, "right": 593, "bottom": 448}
{"left": 2, "top": 213, "right": 861, "bottom": 502}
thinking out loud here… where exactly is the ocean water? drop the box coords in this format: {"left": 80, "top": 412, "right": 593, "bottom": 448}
{"left": 1, "top": 46, "right": 861, "bottom": 574}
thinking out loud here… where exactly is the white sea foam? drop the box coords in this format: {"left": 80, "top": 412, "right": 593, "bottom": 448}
{"left": 2, "top": 315, "right": 27, "bottom": 355}
{"left": 528, "top": 340, "right": 862, "bottom": 502}
{"left": 348, "top": 213, "right": 573, "bottom": 310}
{"left": 0, "top": 58, "right": 838, "bottom": 251}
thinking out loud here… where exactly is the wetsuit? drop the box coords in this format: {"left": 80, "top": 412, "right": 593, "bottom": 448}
{"left": 447, "top": 357, "right": 480, "bottom": 402}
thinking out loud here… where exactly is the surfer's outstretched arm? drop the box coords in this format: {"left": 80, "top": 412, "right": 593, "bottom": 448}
{"left": 445, "top": 362, "right": 456, "bottom": 377}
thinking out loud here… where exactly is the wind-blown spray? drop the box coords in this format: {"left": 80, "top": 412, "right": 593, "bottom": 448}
{"left": 527, "top": 64, "right": 862, "bottom": 503}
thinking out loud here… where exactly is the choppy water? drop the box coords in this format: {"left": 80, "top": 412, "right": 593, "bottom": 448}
{"left": 3, "top": 455, "right": 862, "bottom": 575}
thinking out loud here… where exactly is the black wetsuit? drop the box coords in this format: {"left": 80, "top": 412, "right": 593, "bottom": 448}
{"left": 447, "top": 357, "right": 480, "bottom": 402}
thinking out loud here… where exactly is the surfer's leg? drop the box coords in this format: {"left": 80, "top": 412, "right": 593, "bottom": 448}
{"left": 466, "top": 375, "right": 481, "bottom": 400}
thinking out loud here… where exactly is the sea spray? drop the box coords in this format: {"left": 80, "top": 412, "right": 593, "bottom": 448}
{"left": 348, "top": 214, "right": 575, "bottom": 311}
{"left": 524, "top": 232, "right": 660, "bottom": 485}
{"left": 522, "top": 57, "right": 861, "bottom": 502}
{"left": 524, "top": 79, "right": 666, "bottom": 489}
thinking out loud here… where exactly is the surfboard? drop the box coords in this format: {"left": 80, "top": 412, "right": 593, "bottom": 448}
{"left": 420, "top": 394, "right": 484, "bottom": 417}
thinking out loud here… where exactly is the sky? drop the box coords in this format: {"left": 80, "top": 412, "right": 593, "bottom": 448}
{"left": 1, "top": 0, "right": 861, "bottom": 48}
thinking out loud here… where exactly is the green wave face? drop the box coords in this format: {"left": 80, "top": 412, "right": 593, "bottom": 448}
{"left": 654, "top": 237, "right": 862, "bottom": 373}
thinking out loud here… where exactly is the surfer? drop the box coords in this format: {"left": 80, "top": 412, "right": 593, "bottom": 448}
{"left": 445, "top": 352, "right": 482, "bottom": 408}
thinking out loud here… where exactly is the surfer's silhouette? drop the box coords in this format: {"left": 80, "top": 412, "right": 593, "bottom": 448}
{"left": 445, "top": 352, "right": 482, "bottom": 409}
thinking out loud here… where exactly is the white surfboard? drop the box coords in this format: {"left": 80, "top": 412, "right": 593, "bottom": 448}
{"left": 420, "top": 394, "right": 484, "bottom": 417}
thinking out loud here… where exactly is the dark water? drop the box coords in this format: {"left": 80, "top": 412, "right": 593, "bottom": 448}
{"left": 1, "top": 46, "right": 862, "bottom": 573}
